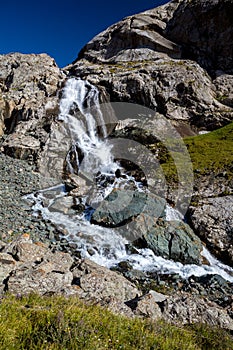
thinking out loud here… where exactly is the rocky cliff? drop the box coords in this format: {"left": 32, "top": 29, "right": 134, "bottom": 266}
{"left": 0, "top": 53, "right": 65, "bottom": 159}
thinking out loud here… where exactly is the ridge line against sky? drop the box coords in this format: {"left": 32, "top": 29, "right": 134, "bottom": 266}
{"left": 1, "top": 0, "right": 169, "bottom": 67}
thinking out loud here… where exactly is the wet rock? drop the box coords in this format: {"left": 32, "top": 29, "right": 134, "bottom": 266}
{"left": 142, "top": 219, "right": 203, "bottom": 265}
{"left": 69, "top": 59, "right": 232, "bottom": 132}
{"left": 91, "top": 189, "right": 166, "bottom": 228}
{"left": 49, "top": 196, "right": 74, "bottom": 214}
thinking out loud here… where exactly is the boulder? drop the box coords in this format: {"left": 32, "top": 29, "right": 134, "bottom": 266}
{"left": 126, "top": 290, "right": 167, "bottom": 320}
{"left": 162, "top": 294, "right": 233, "bottom": 330}
{"left": 188, "top": 196, "right": 233, "bottom": 266}
{"left": 141, "top": 218, "right": 203, "bottom": 265}
{"left": 127, "top": 291, "right": 166, "bottom": 320}
{"left": 91, "top": 189, "right": 166, "bottom": 228}
{"left": 72, "top": 258, "right": 141, "bottom": 302}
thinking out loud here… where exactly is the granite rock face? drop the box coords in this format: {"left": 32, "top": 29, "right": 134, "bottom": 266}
{"left": 165, "top": 0, "right": 233, "bottom": 74}
{"left": 76, "top": 0, "right": 233, "bottom": 74}
{"left": 69, "top": 59, "right": 232, "bottom": 132}
{"left": 67, "top": 0, "right": 233, "bottom": 132}
{"left": 0, "top": 53, "right": 65, "bottom": 159}
{"left": 76, "top": 1, "right": 181, "bottom": 63}
{"left": 188, "top": 196, "right": 233, "bottom": 266}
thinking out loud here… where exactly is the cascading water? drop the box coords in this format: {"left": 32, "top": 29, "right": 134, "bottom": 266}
{"left": 58, "top": 78, "right": 115, "bottom": 175}
{"left": 25, "top": 77, "right": 233, "bottom": 283}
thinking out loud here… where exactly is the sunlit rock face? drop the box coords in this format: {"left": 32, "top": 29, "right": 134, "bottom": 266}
{"left": 75, "top": 0, "right": 233, "bottom": 74}
{"left": 0, "top": 53, "right": 65, "bottom": 159}
{"left": 67, "top": 0, "right": 233, "bottom": 133}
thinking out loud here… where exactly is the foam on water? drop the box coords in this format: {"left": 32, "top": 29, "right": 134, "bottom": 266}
{"left": 25, "top": 187, "right": 233, "bottom": 283}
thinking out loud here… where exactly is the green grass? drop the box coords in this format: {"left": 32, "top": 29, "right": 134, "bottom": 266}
{"left": 156, "top": 122, "right": 233, "bottom": 184}
{"left": 0, "top": 294, "right": 232, "bottom": 350}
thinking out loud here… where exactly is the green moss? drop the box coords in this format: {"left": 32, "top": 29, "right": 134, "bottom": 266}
{"left": 0, "top": 294, "right": 232, "bottom": 350}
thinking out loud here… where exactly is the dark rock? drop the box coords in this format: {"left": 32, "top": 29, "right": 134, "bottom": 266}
{"left": 165, "top": 0, "right": 233, "bottom": 74}
{"left": 142, "top": 219, "right": 203, "bottom": 265}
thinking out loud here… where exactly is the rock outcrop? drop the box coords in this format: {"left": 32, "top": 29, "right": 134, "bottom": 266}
{"left": 76, "top": 0, "right": 233, "bottom": 74}
{"left": 165, "top": 0, "right": 233, "bottom": 74}
{"left": 162, "top": 294, "right": 233, "bottom": 330}
{"left": 0, "top": 53, "right": 65, "bottom": 159}
{"left": 67, "top": 0, "right": 233, "bottom": 133}
{"left": 188, "top": 196, "right": 233, "bottom": 266}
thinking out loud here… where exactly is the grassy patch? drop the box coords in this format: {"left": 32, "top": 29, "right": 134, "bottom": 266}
{"left": 0, "top": 294, "right": 232, "bottom": 350}
{"left": 157, "top": 122, "right": 233, "bottom": 184}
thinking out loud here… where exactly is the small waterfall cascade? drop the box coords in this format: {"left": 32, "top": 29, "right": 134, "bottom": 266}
{"left": 25, "top": 77, "right": 233, "bottom": 283}
{"left": 58, "top": 78, "right": 116, "bottom": 176}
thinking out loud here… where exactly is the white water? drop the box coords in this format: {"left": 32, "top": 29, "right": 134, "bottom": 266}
{"left": 27, "top": 78, "right": 233, "bottom": 283}
{"left": 58, "top": 78, "right": 116, "bottom": 175}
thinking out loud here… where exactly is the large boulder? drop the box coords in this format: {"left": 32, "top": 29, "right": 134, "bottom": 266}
{"left": 188, "top": 196, "right": 233, "bottom": 266}
{"left": 91, "top": 189, "right": 166, "bottom": 228}
{"left": 142, "top": 219, "right": 203, "bottom": 265}
{"left": 72, "top": 259, "right": 141, "bottom": 303}
{"left": 91, "top": 189, "right": 202, "bottom": 264}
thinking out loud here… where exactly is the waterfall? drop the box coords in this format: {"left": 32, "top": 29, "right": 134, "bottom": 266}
{"left": 25, "top": 77, "right": 233, "bottom": 283}
{"left": 58, "top": 78, "right": 116, "bottom": 175}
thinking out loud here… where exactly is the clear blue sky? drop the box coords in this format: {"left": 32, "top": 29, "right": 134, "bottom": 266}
{"left": 1, "top": 1, "right": 168, "bottom": 68}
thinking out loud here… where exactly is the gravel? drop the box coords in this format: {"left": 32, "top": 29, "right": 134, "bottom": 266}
{"left": 0, "top": 152, "right": 57, "bottom": 243}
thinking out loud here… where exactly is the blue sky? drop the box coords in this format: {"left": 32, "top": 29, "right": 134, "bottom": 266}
{"left": 1, "top": 1, "right": 168, "bottom": 68}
